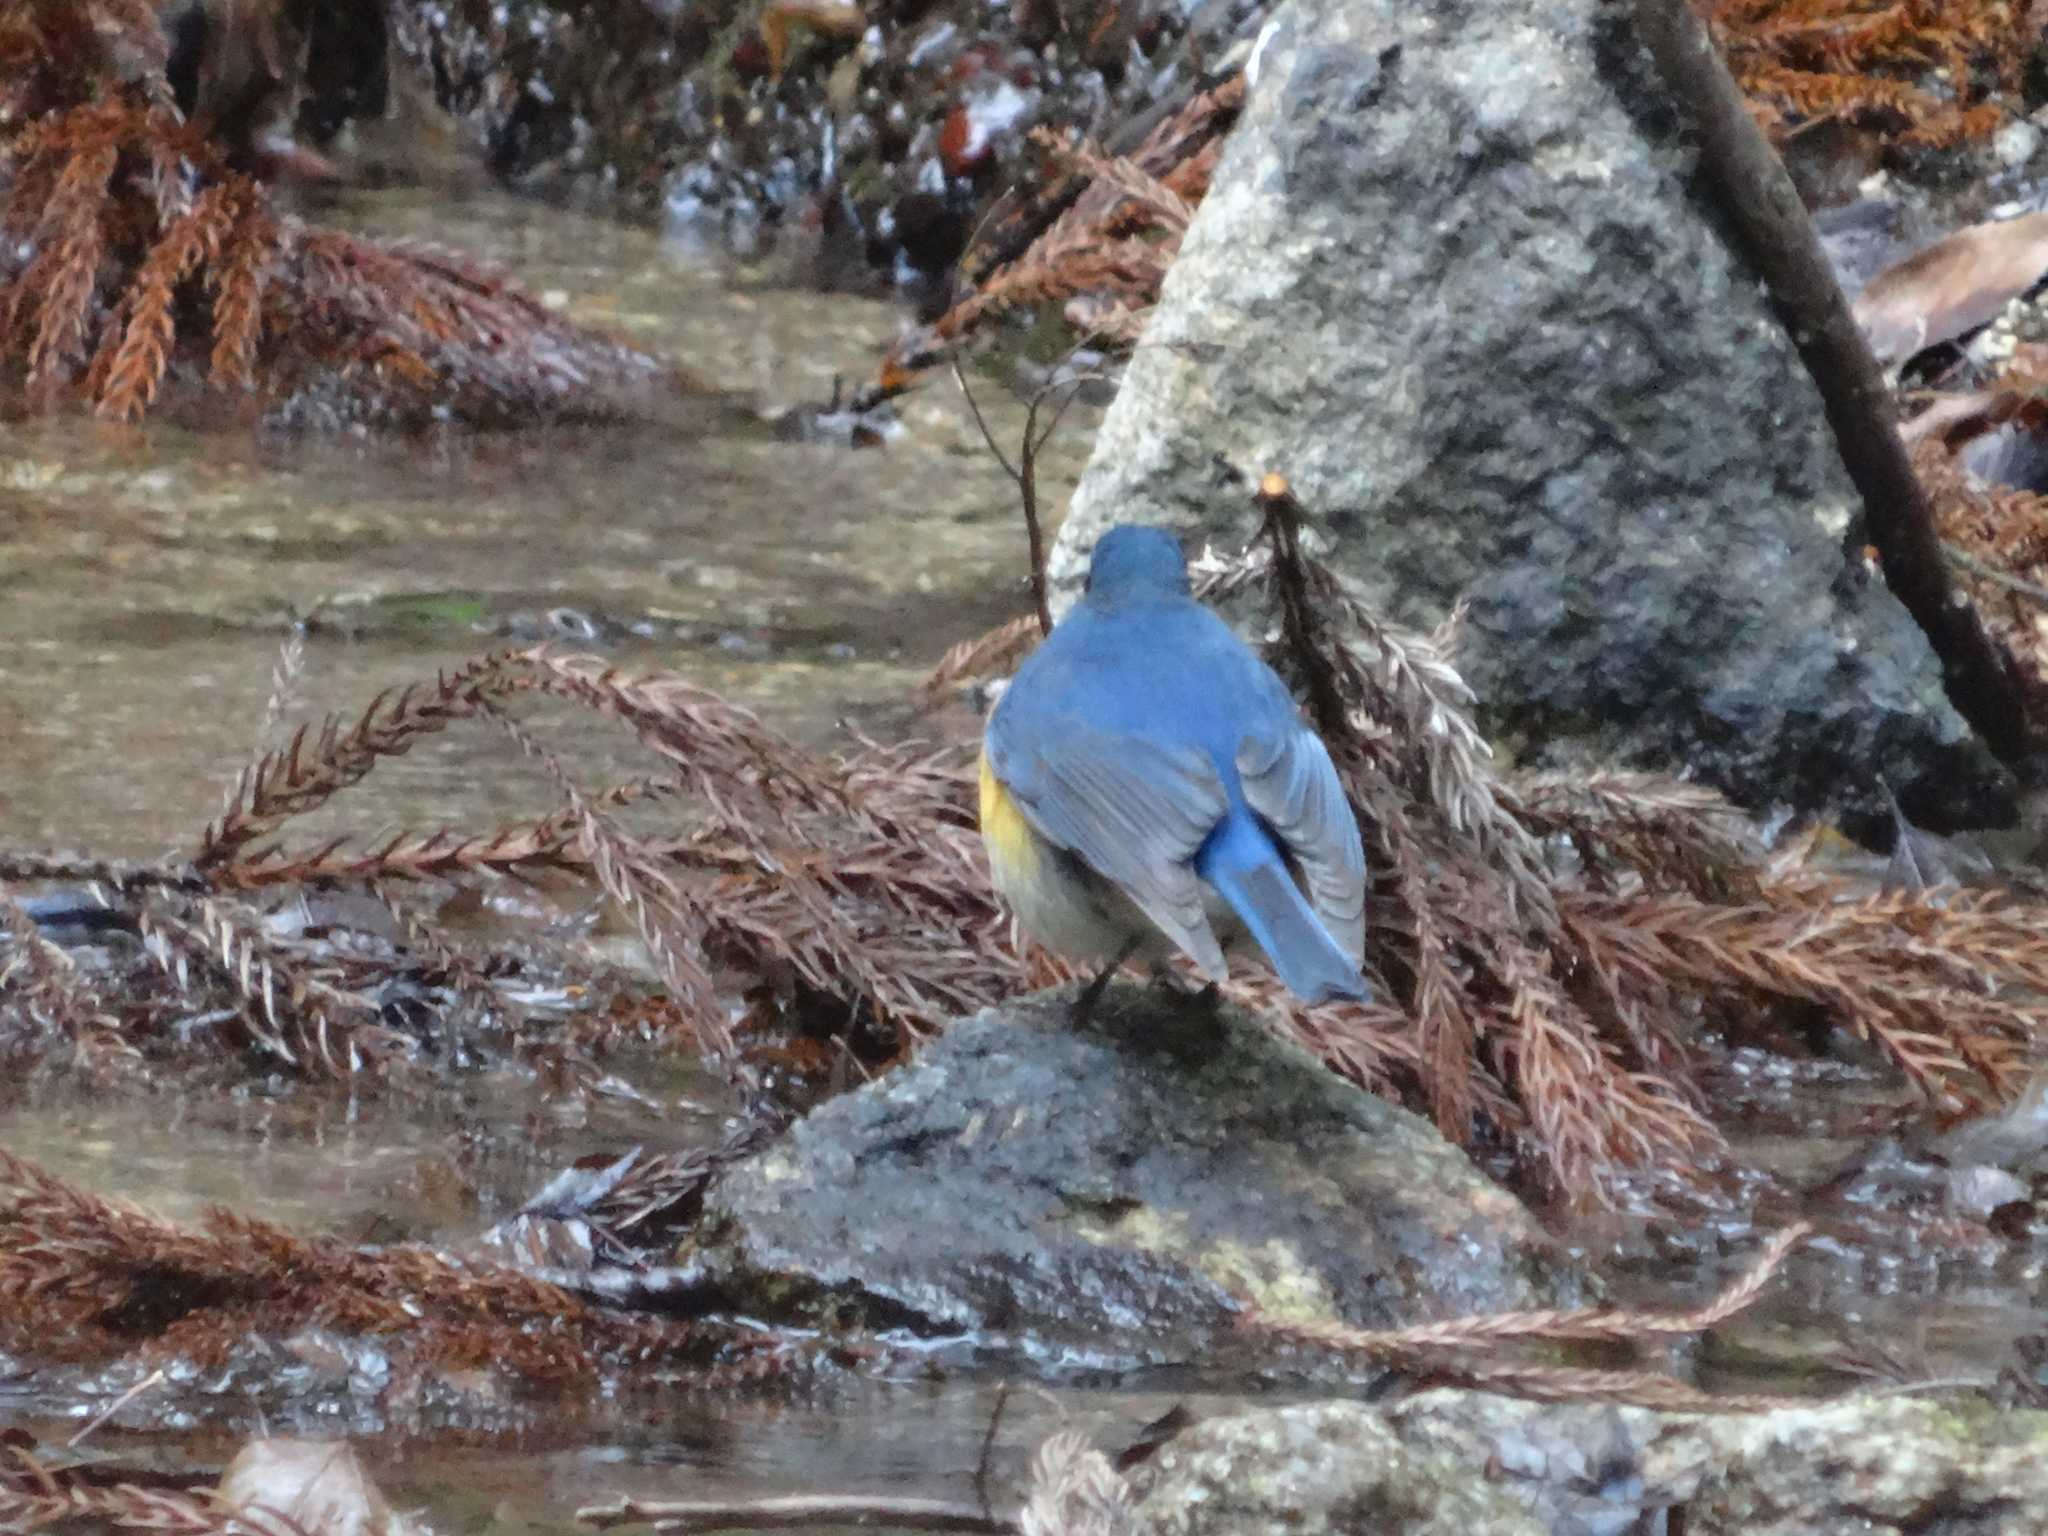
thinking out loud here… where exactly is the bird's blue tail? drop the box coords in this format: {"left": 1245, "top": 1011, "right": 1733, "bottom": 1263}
{"left": 1199, "top": 814, "right": 1369, "bottom": 1004}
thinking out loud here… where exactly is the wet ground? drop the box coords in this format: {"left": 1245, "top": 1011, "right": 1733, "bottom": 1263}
{"left": 2, "top": 180, "right": 2046, "bottom": 1530}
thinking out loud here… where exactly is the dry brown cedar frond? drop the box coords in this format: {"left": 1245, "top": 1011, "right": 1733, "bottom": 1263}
{"left": 672, "top": 742, "right": 1029, "bottom": 1038}
{"left": 1920, "top": 437, "right": 2048, "bottom": 718}
{"left": 207, "top": 189, "right": 276, "bottom": 391}
{"left": 184, "top": 649, "right": 1019, "bottom": 1064}
{"left": 1495, "top": 939, "right": 1706, "bottom": 1189}
{"left": 99, "top": 181, "right": 240, "bottom": 421}
{"left": 134, "top": 892, "right": 404, "bottom": 1075}
{"left": 482, "top": 699, "right": 730, "bottom": 1054}
{"left": 495, "top": 654, "right": 910, "bottom": 1040}
{"left": 0, "top": 1146, "right": 779, "bottom": 1386}
{"left": 918, "top": 611, "right": 1042, "bottom": 704}
{"left": 1375, "top": 1362, "right": 1798, "bottom": 1412}
{"left": 504, "top": 649, "right": 866, "bottom": 835}
{"left": 278, "top": 228, "right": 674, "bottom": 425}
{"left": 1372, "top": 793, "right": 1479, "bottom": 1137}
{"left": 0, "top": 888, "right": 118, "bottom": 1062}
{"left": 1051, "top": 132, "right": 1195, "bottom": 234}
{"left": 873, "top": 71, "right": 1245, "bottom": 390}
{"left": 0, "top": 853, "right": 204, "bottom": 897}
{"left": 0, "top": 1445, "right": 282, "bottom": 1536}
{"left": 213, "top": 819, "right": 663, "bottom": 890}
{"left": 1202, "top": 493, "right": 1555, "bottom": 919}
{"left": 1249, "top": 1223, "right": 1809, "bottom": 1412}
{"left": 1702, "top": 0, "right": 2027, "bottom": 146}
{"left": 0, "top": 0, "right": 170, "bottom": 122}
{"left": 201, "top": 649, "right": 529, "bottom": 871}
{"left": 1286, "top": 1221, "right": 1811, "bottom": 1352}
{"left": 20, "top": 136, "right": 117, "bottom": 391}
{"left": 1569, "top": 882, "right": 2045, "bottom": 1107}
{"left": 212, "top": 765, "right": 693, "bottom": 890}
{"left": 1182, "top": 524, "right": 1721, "bottom": 1189}
{"left": 1148, "top": 483, "right": 2048, "bottom": 1192}
{"left": 1518, "top": 769, "right": 1763, "bottom": 902}
{"left": 0, "top": 23, "right": 681, "bottom": 427}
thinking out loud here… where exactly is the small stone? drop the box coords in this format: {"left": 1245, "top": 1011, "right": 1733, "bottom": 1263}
{"left": 1995, "top": 119, "right": 2042, "bottom": 168}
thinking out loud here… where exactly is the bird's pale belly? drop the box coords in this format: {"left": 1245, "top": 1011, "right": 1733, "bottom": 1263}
{"left": 980, "top": 751, "right": 1154, "bottom": 964}
{"left": 979, "top": 750, "right": 1241, "bottom": 974}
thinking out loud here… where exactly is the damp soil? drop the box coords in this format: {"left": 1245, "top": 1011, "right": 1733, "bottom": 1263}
{"left": 1, "top": 181, "right": 2044, "bottom": 1530}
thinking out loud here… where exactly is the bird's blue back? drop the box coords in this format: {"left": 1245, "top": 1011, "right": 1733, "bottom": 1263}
{"left": 984, "top": 524, "right": 1369, "bottom": 1003}
{"left": 999, "top": 595, "right": 1293, "bottom": 809}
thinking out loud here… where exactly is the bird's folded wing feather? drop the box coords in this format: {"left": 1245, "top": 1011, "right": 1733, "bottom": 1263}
{"left": 1237, "top": 726, "right": 1366, "bottom": 966}
{"left": 987, "top": 720, "right": 1229, "bottom": 975}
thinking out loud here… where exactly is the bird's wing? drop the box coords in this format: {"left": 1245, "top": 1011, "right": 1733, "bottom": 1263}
{"left": 1236, "top": 726, "right": 1366, "bottom": 967}
{"left": 986, "top": 719, "right": 1230, "bottom": 976}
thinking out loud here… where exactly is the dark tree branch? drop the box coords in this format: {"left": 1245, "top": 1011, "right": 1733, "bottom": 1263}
{"left": 1631, "top": 0, "right": 2035, "bottom": 772}
{"left": 578, "top": 1494, "right": 1015, "bottom": 1534}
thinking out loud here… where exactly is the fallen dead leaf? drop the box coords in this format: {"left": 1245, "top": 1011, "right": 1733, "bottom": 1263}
{"left": 1854, "top": 210, "right": 2048, "bottom": 366}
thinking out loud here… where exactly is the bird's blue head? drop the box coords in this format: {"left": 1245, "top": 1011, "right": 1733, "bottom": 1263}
{"left": 1083, "top": 525, "right": 1190, "bottom": 606}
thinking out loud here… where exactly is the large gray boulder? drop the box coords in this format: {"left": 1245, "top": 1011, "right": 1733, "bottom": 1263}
{"left": 1114, "top": 1391, "right": 2048, "bottom": 1535}
{"left": 1055, "top": 0, "right": 2014, "bottom": 835}
{"left": 690, "top": 987, "right": 1590, "bottom": 1368}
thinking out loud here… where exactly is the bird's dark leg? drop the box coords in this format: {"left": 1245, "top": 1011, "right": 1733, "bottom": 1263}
{"left": 1073, "top": 936, "right": 1145, "bottom": 1026}
{"left": 1144, "top": 956, "right": 1223, "bottom": 1019}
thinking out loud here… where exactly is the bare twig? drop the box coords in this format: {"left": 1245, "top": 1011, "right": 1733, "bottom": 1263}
{"left": 1632, "top": 0, "right": 2033, "bottom": 766}
{"left": 1253, "top": 1222, "right": 1808, "bottom": 1355}
{"left": 975, "top": 1381, "right": 1014, "bottom": 1523}
{"left": 1946, "top": 542, "right": 2048, "bottom": 610}
{"left": 67, "top": 1368, "right": 166, "bottom": 1447}
{"left": 577, "top": 1494, "right": 1014, "bottom": 1534}
{"left": 950, "top": 355, "right": 1052, "bottom": 637}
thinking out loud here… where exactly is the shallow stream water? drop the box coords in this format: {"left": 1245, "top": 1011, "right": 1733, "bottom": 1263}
{"left": 0, "top": 179, "right": 1067, "bottom": 860}
{"left": 2, "top": 179, "right": 2045, "bottom": 1530}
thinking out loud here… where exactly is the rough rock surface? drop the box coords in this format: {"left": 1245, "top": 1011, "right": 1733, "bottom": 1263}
{"left": 1053, "top": 0, "right": 2015, "bottom": 835}
{"left": 1129, "top": 1402, "right": 1544, "bottom": 1536}
{"left": 1123, "top": 1391, "right": 2048, "bottom": 1535}
{"left": 693, "top": 987, "right": 1589, "bottom": 1367}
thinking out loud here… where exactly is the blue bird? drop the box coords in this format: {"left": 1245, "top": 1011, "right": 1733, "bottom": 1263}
{"left": 980, "top": 524, "right": 1369, "bottom": 1004}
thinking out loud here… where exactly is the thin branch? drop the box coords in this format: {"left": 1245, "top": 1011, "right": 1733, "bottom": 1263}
{"left": 951, "top": 355, "right": 1053, "bottom": 637}
{"left": 1632, "top": 0, "right": 2033, "bottom": 766}
{"left": 577, "top": 1494, "right": 1014, "bottom": 1534}
{"left": 974, "top": 1380, "right": 1013, "bottom": 1524}
{"left": 1946, "top": 542, "right": 2048, "bottom": 610}
{"left": 1252, "top": 1221, "right": 1808, "bottom": 1354}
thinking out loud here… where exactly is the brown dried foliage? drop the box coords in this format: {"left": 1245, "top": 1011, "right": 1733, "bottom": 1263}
{"left": 874, "top": 73, "right": 1243, "bottom": 393}
{"left": 0, "top": 889, "right": 118, "bottom": 1067}
{"left": 0, "top": 0, "right": 674, "bottom": 426}
{"left": 1918, "top": 436, "right": 2048, "bottom": 718}
{"left": 1252, "top": 1222, "right": 1812, "bottom": 1412}
{"left": 1701, "top": 0, "right": 2033, "bottom": 145}
{"left": 0, "top": 645, "right": 1024, "bottom": 1077}
{"left": 1255, "top": 492, "right": 2046, "bottom": 1188}
{"left": 0, "top": 1445, "right": 268, "bottom": 1536}
{"left": 0, "top": 1145, "right": 780, "bottom": 1388}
